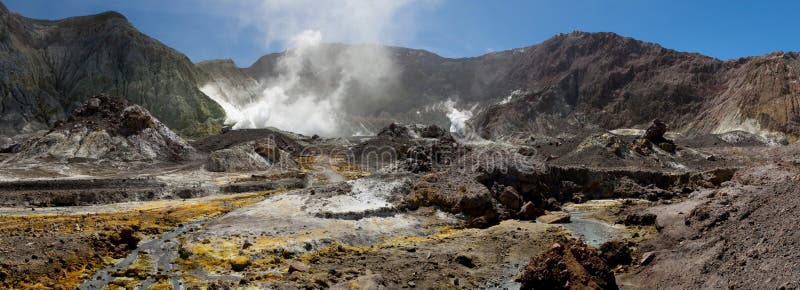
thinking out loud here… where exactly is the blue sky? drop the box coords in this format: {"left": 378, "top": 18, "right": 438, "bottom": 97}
{"left": 5, "top": 0, "right": 799, "bottom": 66}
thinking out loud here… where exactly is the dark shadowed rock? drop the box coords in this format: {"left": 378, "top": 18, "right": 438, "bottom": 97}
{"left": 417, "top": 124, "right": 449, "bottom": 139}
{"left": 644, "top": 119, "right": 668, "bottom": 143}
{"left": 497, "top": 186, "right": 524, "bottom": 210}
{"left": 109, "top": 227, "right": 140, "bottom": 251}
{"left": 377, "top": 123, "right": 412, "bottom": 139}
{"left": 518, "top": 201, "right": 545, "bottom": 220}
{"left": 619, "top": 213, "right": 657, "bottom": 226}
{"left": 599, "top": 240, "right": 633, "bottom": 267}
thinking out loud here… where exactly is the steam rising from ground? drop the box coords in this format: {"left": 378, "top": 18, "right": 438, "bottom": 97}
{"left": 444, "top": 100, "right": 473, "bottom": 136}
{"left": 200, "top": 0, "right": 436, "bottom": 136}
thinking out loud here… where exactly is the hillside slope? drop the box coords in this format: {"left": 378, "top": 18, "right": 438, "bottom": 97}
{"left": 0, "top": 2, "right": 223, "bottom": 135}
{"left": 220, "top": 32, "right": 800, "bottom": 141}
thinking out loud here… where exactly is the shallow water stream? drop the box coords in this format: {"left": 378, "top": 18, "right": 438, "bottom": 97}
{"left": 560, "top": 207, "right": 622, "bottom": 247}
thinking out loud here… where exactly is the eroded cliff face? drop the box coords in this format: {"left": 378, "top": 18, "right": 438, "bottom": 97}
{"left": 690, "top": 52, "right": 800, "bottom": 142}
{"left": 0, "top": 3, "right": 223, "bottom": 136}
{"left": 471, "top": 33, "right": 800, "bottom": 142}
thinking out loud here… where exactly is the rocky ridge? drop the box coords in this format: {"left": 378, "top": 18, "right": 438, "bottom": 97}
{"left": 9, "top": 95, "right": 195, "bottom": 162}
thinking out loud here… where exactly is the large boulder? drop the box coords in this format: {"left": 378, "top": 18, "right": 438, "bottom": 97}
{"left": 518, "top": 201, "right": 545, "bottom": 220}
{"left": 402, "top": 173, "right": 498, "bottom": 227}
{"left": 497, "top": 186, "right": 524, "bottom": 210}
{"left": 206, "top": 146, "right": 271, "bottom": 172}
{"left": 644, "top": 119, "right": 668, "bottom": 143}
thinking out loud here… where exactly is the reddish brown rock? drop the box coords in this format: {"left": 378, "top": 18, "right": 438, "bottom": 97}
{"left": 497, "top": 186, "right": 524, "bottom": 210}
{"left": 517, "top": 237, "right": 617, "bottom": 290}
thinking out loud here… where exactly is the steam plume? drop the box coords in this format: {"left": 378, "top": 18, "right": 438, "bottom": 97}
{"left": 201, "top": 0, "right": 435, "bottom": 136}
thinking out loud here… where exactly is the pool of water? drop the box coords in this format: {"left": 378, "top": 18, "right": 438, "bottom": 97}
{"left": 559, "top": 210, "right": 621, "bottom": 247}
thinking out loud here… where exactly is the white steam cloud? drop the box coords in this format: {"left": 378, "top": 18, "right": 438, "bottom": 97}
{"left": 444, "top": 99, "right": 473, "bottom": 135}
{"left": 200, "top": 0, "right": 437, "bottom": 136}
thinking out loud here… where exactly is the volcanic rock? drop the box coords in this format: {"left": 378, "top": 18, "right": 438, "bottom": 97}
{"left": 109, "top": 227, "right": 140, "bottom": 251}
{"left": 518, "top": 201, "right": 545, "bottom": 220}
{"left": 253, "top": 139, "right": 295, "bottom": 165}
{"left": 536, "top": 211, "right": 571, "bottom": 224}
{"left": 205, "top": 139, "right": 296, "bottom": 172}
{"left": 10, "top": 95, "right": 195, "bottom": 162}
{"left": 644, "top": 119, "right": 668, "bottom": 143}
{"left": 206, "top": 146, "right": 270, "bottom": 172}
{"left": 639, "top": 252, "right": 656, "bottom": 265}
{"left": 417, "top": 124, "right": 449, "bottom": 139}
{"left": 631, "top": 137, "right": 654, "bottom": 156}
{"left": 497, "top": 186, "right": 524, "bottom": 210}
{"left": 517, "top": 238, "right": 617, "bottom": 290}
{"left": 377, "top": 123, "right": 412, "bottom": 139}
{"left": 599, "top": 240, "right": 633, "bottom": 267}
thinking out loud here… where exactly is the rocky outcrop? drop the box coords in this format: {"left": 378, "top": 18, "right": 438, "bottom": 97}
{"left": 352, "top": 123, "right": 462, "bottom": 172}
{"left": 0, "top": 3, "right": 223, "bottom": 135}
{"left": 191, "top": 128, "right": 306, "bottom": 154}
{"left": 517, "top": 238, "right": 618, "bottom": 290}
{"left": 632, "top": 119, "right": 676, "bottom": 154}
{"left": 403, "top": 173, "right": 497, "bottom": 227}
{"left": 644, "top": 119, "right": 668, "bottom": 143}
{"left": 205, "top": 138, "right": 296, "bottom": 172}
{"left": 10, "top": 95, "right": 195, "bottom": 162}
{"left": 377, "top": 123, "right": 414, "bottom": 139}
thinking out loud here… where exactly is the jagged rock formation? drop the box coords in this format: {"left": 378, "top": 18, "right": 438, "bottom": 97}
{"left": 0, "top": 2, "right": 223, "bottom": 135}
{"left": 205, "top": 138, "right": 296, "bottom": 172}
{"left": 10, "top": 95, "right": 195, "bottom": 162}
